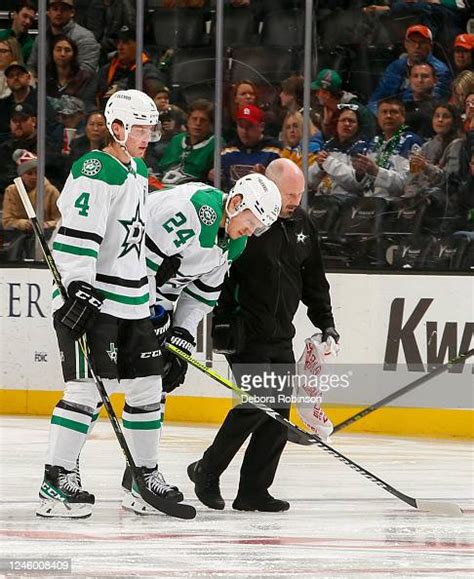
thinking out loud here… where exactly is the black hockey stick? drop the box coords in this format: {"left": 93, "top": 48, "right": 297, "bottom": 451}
{"left": 332, "top": 349, "right": 474, "bottom": 434}
{"left": 15, "top": 177, "right": 195, "bottom": 520}
{"left": 167, "top": 343, "right": 463, "bottom": 517}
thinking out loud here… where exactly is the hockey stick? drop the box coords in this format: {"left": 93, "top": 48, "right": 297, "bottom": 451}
{"left": 166, "top": 343, "right": 463, "bottom": 517}
{"left": 332, "top": 349, "right": 474, "bottom": 433}
{"left": 14, "top": 177, "right": 196, "bottom": 520}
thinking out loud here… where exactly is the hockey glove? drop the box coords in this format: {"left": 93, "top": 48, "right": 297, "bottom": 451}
{"left": 322, "top": 326, "right": 340, "bottom": 357}
{"left": 56, "top": 281, "right": 104, "bottom": 340}
{"left": 162, "top": 327, "right": 196, "bottom": 393}
{"left": 212, "top": 314, "right": 246, "bottom": 355}
{"left": 150, "top": 304, "right": 172, "bottom": 346}
{"left": 155, "top": 255, "right": 181, "bottom": 287}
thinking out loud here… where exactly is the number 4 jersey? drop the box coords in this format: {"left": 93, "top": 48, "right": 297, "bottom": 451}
{"left": 146, "top": 183, "right": 247, "bottom": 336}
{"left": 52, "top": 151, "right": 151, "bottom": 319}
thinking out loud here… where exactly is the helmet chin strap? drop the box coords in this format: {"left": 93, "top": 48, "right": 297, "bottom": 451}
{"left": 111, "top": 124, "right": 132, "bottom": 160}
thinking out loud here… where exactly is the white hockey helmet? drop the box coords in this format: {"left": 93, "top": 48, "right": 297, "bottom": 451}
{"left": 104, "top": 89, "right": 160, "bottom": 146}
{"left": 226, "top": 173, "right": 282, "bottom": 236}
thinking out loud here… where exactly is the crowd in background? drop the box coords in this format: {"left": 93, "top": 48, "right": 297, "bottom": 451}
{"left": 0, "top": 0, "right": 473, "bottom": 267}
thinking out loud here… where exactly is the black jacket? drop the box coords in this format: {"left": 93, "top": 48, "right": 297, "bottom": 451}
{"left": 215, "top": 207, "right": 335, "bottom": 343}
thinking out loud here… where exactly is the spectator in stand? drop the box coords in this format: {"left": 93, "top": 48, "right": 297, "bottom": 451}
{"left": 464, "top": 93, "right": 474, "bottom": 131}
{"left": 0, "top": 0, "right": 37, "bottom": 64}
{"left": 146, "top": 104, "right": 186, "bottom": 173}
{"left": 219, "top": 104, "right": 281, "bottom": 192}
{"left": 309, "top": 105, "right": 369, "bottom": 205}
{"left": 368, "top": 25, "right": 451, "bottom": 113}
{"left": 404, "top": 62, "right": 438, "bottom": 138}
{"left": 450, "top": 70, "right": 474, "bottom": 114}
{"left": 352, "top": 97, "right": 423, "bottom": 199}
{"left": 46, "top": 35, "right": 97, "bottom": 110}
{"left": 60, "top": 109, "right": 106, "bottom": 180}
{"left": 153, "top": 84, "right": 171, "bottom": 114}
{"left": 0, "top": 38, "right": 23, "bottom": 100}
{"left": 405, "top": 103, "right": 464, "bottom": 200}
{"left": 279, "top": 75, "right": 304, "bottom": 114}
{"left": 28, "top": 0, "right": 100, "bottom": 75}
{"left": 311, "top": 69, "right": 376, "bottom": 140}
{"left": 2, "top": 150, "right": 61, "bottom": 261}
{"left": 84, "top": 0, "right": 136, "bottom": 64}
{"left": 156, "top": 99, "right": 215, "bottom": 185}
{"left": 0, "top": 62, "right": 57, "bottom": 137}
{"left": 96, "top": 26, "right": 164, "bottom": 108}
{"left": 0, "top": 104, "right": 38, "bottom": 196}
{"left": 280, "top": 111, "right": 317, "bottom": 169}
{"left": 224, "top": 80, "right": 258, "bottom": 141}
{"left": 453, "top": 34, "right": 474, "bottom": 74}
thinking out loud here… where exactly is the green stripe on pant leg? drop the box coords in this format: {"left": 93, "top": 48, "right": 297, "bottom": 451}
{"left": 122, "top": 419, "right": 162, "bottom": 430}
{"left": 51, "top": 415, "right": 90, "bottom": 434}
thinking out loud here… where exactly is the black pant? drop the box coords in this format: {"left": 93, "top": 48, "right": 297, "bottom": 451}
{"left": 201, "top": 340, "right": 294, "bottom": 496}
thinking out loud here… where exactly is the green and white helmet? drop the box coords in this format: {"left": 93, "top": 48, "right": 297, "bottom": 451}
{"left": 104, "top": 89, "right": 160, "bottom": 145}
{"left": 226, "top": 173, "right": 282, "bottom": 236}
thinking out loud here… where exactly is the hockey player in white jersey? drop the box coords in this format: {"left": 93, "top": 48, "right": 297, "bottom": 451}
{"left": 117, "top": 174, "right": 281, "bottom": 513}
{"left": 36, "top": 89, "right": 184, "bottom": 519}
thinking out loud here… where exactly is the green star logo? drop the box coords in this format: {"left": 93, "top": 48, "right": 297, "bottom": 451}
{"left": 118, "top": 204, "right": 145, "bottom": 258}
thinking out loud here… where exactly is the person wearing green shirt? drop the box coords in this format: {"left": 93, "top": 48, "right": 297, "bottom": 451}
{"left": 0, "top": 0, "right": 37, "bottom": 63}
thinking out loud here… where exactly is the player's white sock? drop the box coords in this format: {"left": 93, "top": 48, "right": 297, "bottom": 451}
{"left": 46, "top": 399, "right": 94, "bottom": 470}
{"left": 122, "top": 403, "right": 162, "bottom": 468}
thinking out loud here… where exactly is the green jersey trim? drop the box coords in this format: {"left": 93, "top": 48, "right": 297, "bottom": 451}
{"left": 184, "top": 287, "right": 217, "bottom": 307}
{"left": 100, "top": 289, "right": 150, "bottom": 305}
{"left": 146, "top": 257, "right": 159, "bottom": 272}
{"left": 135, "top": 157, "right": 148, "bottom": 178}
{"left": 227, "top": 236, "right": 248, "bottom": 262}
{"left": 71, "top": 151, "right": 129, "bottom": 185}
{"left": 190, "top": 188, "right": 224, "bottom": 249}
{"left": 51, "top": 415, "right": 89, "bottom": 434}
{"left": 53, "top": 242, "right": 98, "bottom": 259}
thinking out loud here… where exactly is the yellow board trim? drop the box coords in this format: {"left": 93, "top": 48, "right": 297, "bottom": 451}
{"left": 0, "top": 390, "right": 472, "bottom": 438}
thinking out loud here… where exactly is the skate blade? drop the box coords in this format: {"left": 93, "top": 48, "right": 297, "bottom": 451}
{"left": 36, "top": 499, "right": 93, "bottom": 519}
{"left": 122, "top": 491, "right": 161, "bottom": 515}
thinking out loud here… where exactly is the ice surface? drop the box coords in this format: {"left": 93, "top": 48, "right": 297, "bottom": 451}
{"left": 0, "top": 417, "right": 473, "bottom": 578}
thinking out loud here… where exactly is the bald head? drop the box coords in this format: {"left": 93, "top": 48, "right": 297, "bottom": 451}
{"left": 265, "top": 158, "right": 305, "bottom": 218}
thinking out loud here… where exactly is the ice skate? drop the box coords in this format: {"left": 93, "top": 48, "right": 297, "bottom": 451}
{"left": 36, "top": 464, "right": 95, "bottom": 519}
{"left": 122, "top": 465, "right": 184, "bottom": 515}
{"left": 187, "top": 460, "right": 225, "bottom": 510}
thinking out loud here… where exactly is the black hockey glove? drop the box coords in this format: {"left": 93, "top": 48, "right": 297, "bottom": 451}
{"left": 212, "top": 313, "right": 246, "bottom": 355}
{"left": 162, "top": 327, "right": 196, "bottom": 393}
{"left": 56, "top": 281, "right": 104, "bottom": 340}
{"left": 322, "top": 326, "right": 340, "bottom": 344}
{"left": 155, "top": 255, "right": 181, "bottom": 287}
{"left": 150, "top": 304, "right": 172, "bottom": 346}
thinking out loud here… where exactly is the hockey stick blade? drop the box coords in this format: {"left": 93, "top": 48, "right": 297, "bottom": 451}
{"left": 15, "top": 177, "right": 195, "bottom": 521}
{"left": 168, "top": 344, "right": 463, "bottom": 517}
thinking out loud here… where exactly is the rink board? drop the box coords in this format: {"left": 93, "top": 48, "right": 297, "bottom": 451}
{"left": 0, "top": 266, "right": 473, "bottom": 437}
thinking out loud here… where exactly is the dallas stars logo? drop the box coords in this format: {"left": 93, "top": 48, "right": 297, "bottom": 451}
{"left": 296, "top": 231, "right": 308, "bottom": 244}
{"left": 106, "top": 343, "right": 118, "bottom": 364}
{"left": 119, "top": 204, "right": 145, "bottom": 258}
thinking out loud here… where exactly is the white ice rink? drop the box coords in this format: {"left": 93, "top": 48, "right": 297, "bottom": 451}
{"left": 0, "top": 416, "right": 473, "bottom": 578}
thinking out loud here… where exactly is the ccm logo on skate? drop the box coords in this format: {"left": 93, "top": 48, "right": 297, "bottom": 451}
{"left": 140, "top": 350, "right": 160, "bottom": 358}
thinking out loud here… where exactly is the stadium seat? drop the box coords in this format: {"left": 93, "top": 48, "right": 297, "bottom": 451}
{"left": 229, "top": 46, "right": 296, "bottom": 84}
{"left": 151, "top": 8, "right": 209, "bottom": 51}
{"left": 261, "top": 9, "right": 305, "bottom": 48}
{"left": 383, "top": 197, "right": 427, "bottom": 237}
{"left": 308, "top": 195, "right": 341, "bottom": 237}
{"left": 422, "top": 235, "right": 473, "bottom": 271}
{"left": 169, "top": 48, "right": 218, "bottom": 87}
{"left": 210, "top": 6, "right": 257, "bottom": 47}
{"left": 335, "top": 197, "right": 388, "bottom": 267}
{"left": 392, "top": 235, "right": 436, "bottom": 269}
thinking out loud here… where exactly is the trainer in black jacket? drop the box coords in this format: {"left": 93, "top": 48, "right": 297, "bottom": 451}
{"left": 187, "top": 159, "right": 339, "bottom": 513}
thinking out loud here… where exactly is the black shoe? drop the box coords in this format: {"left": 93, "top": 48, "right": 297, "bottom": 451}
{"left": 187, "top": 460, "right": 225, "bottom": 510}
{"left": 232, "top": 491, "right": 290, "bottom": 512}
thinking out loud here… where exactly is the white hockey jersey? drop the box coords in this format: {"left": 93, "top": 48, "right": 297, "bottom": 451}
{"left": 52, "top": 150, "right": 150, "bottom": 319}
{"left": 146, "top": 183, "right": 247, "bottom": 336}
